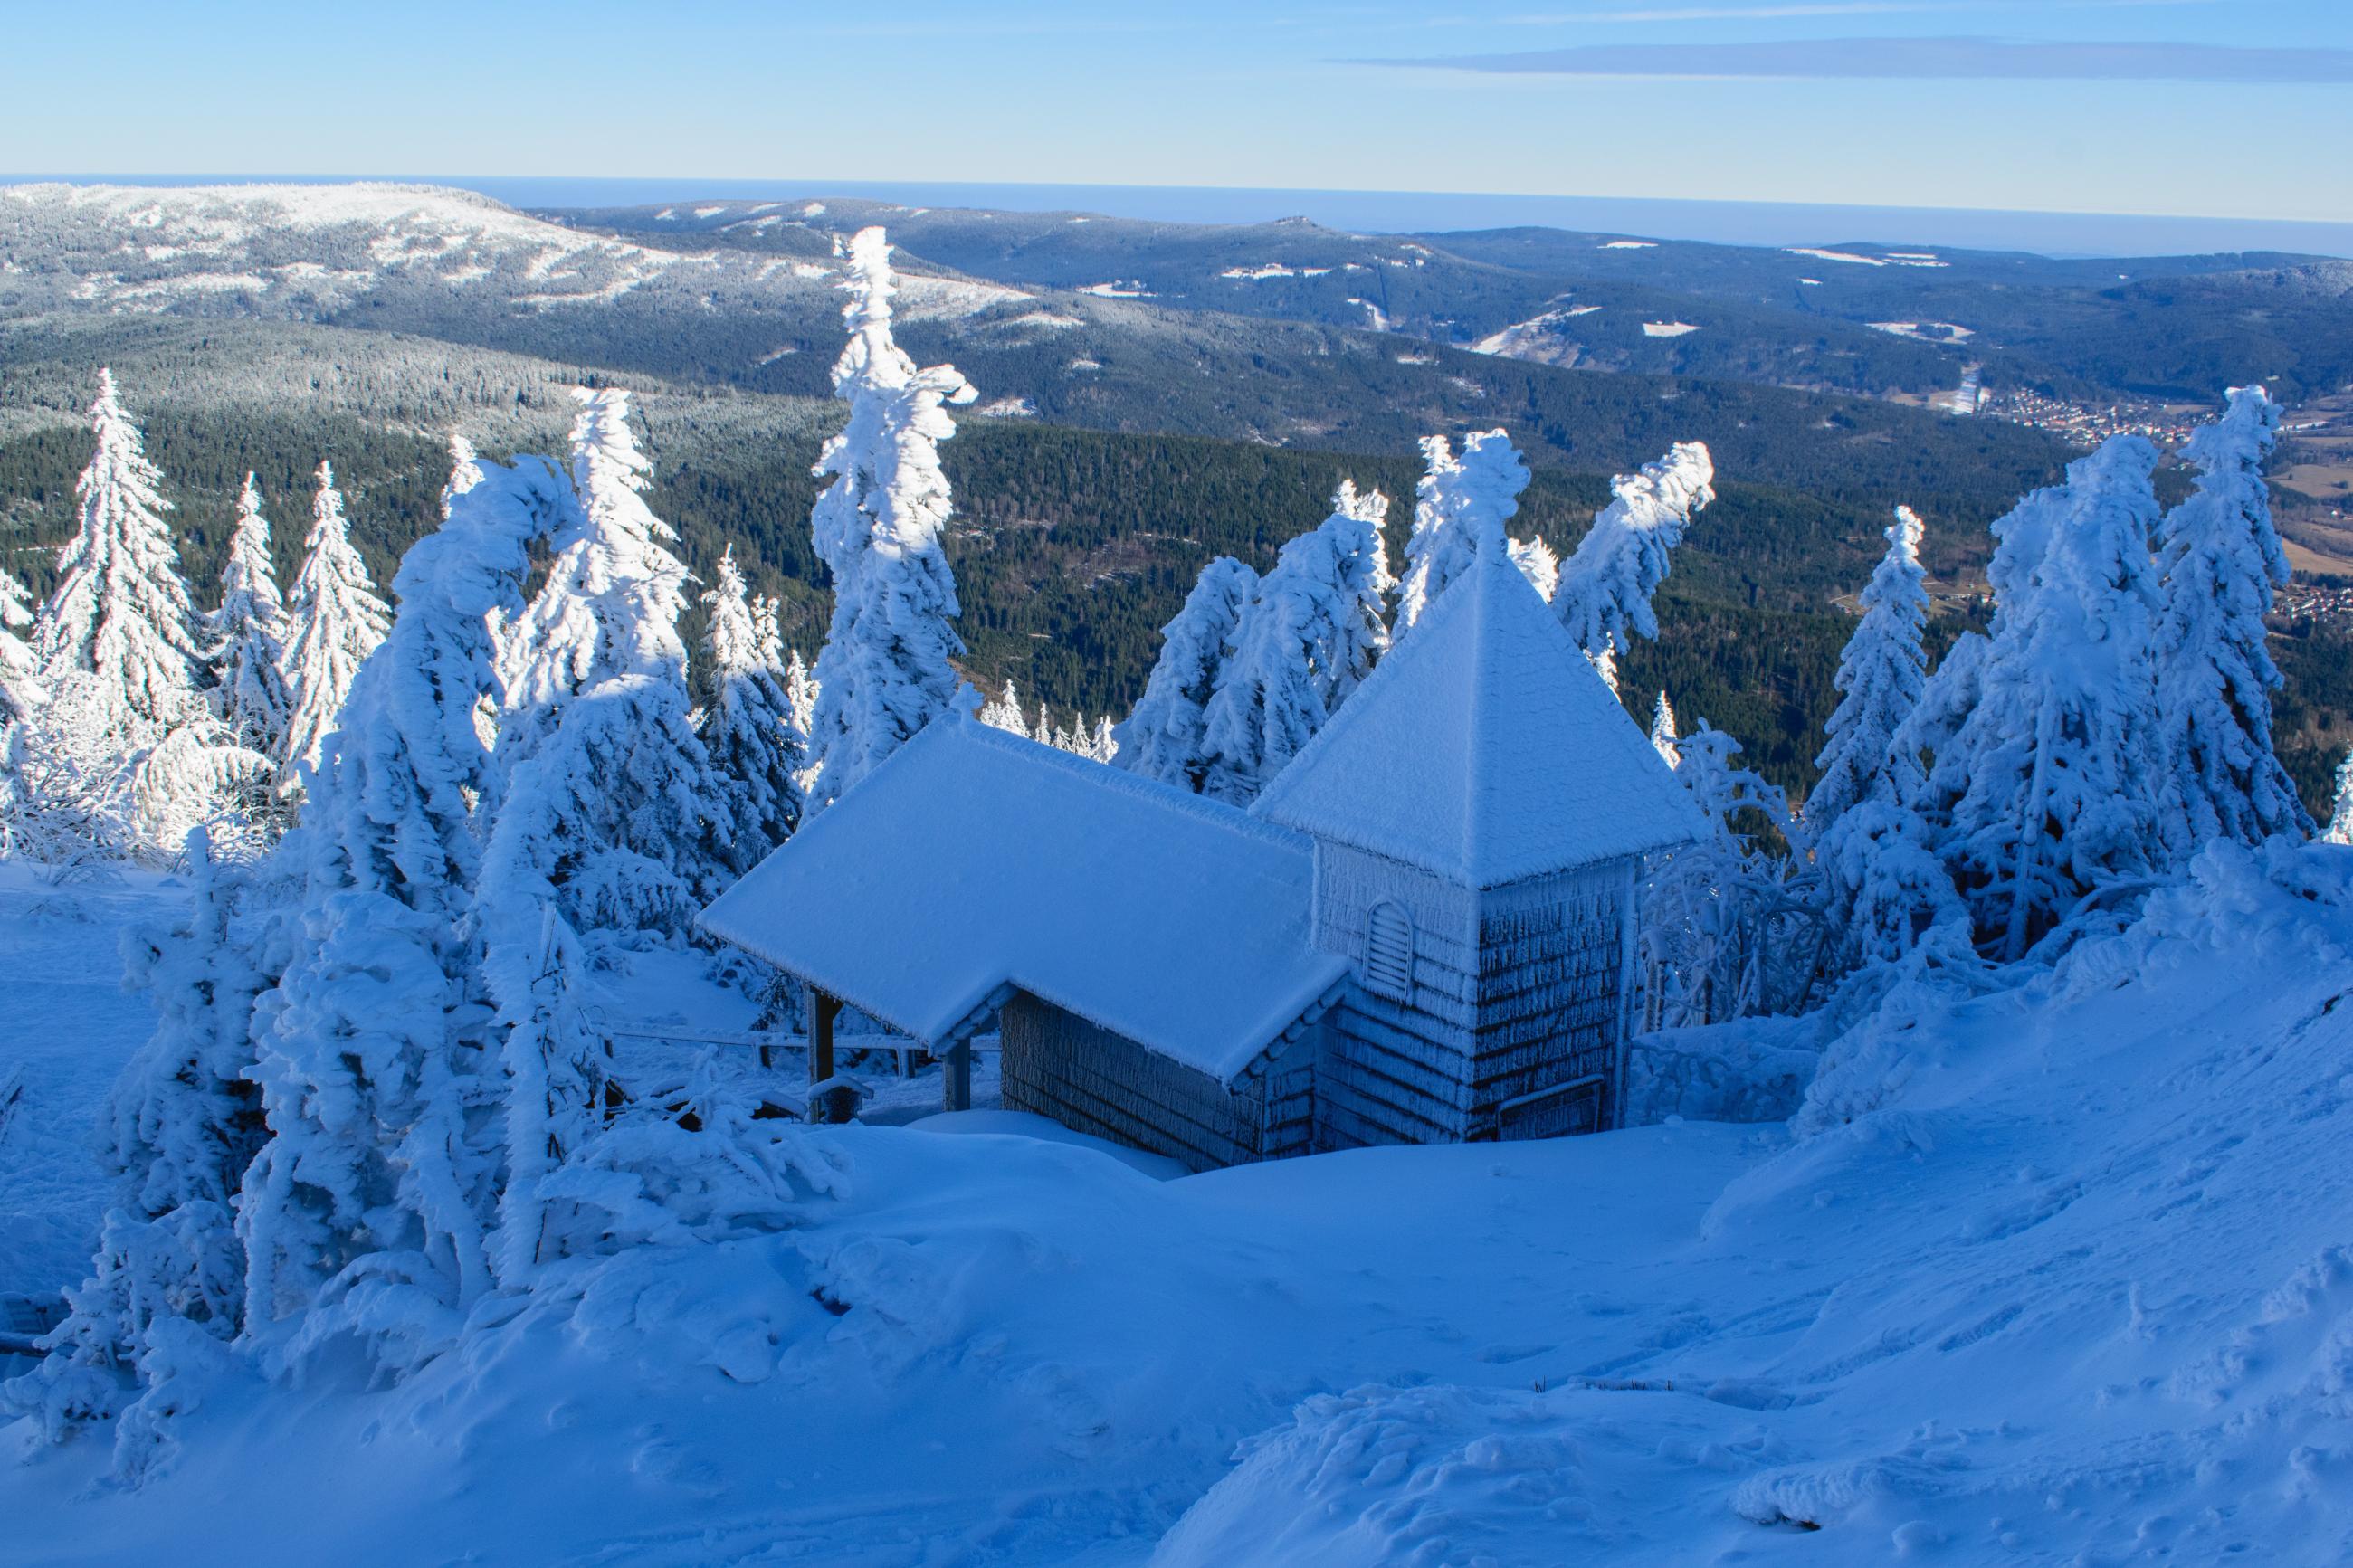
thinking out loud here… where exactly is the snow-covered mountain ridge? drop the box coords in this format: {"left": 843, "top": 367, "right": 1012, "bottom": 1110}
{"left": 0, "top": 182, "right": 1025, "bottom": 321}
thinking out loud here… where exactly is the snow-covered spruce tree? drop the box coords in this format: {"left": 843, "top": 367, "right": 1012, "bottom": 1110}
{"left": 236, "top": 452, "right": 572, "bottom": 1373}
{"left": 0, "top": 567, "right": 38, "bottom": 723}
{"left": 276, "top": 461, "right": 389, "bottom": 787}
{"left": 1809, "top": 506, "right": 1932, "bottom": 832}
{"left": 1197, "top": 485, "right": 1400, "bottom": 804}
{"left": 1114, "top": 555, "right": 1258, "bottom": 792}
{"left": 0, "top": 827, "right": 271, "bottom": 1461}
{"left": 1313, "top": 479, "right": 1396, "bottom": 706}
{"left": 0, "top": 671, "right": 137, "bottom": 865}
{"left": 1087, "top": 715, "right": 1119, "bottom": 765}
{"left": 1394, "top": 432, "right": 1531, "bottom": 637}
{"left": 480, "top": 855, "right": 608, "bottom": 1289}
{"left": 1648, "top": 690, "right": 1681, "bottom": 769}
{"left": 977, "top": 679, "right": 1030, "bottom": 736}
{"left": 698, "top": 544, "right": 807, "bottom": 865}
{"left": 781, "top": 645, "right": 820, "bottom": 803}
{"left": 491, "top": 388, "right": 731, "bottom": 936}
{"left": 1553, "top": 441, "right": 1715, "bottom": 695}
{"left": 2326, "top": 751, "right": 2353, "bottom": 846}
{"left": 1508, "top": 534, "right": 1559, "bottom": 603}
{"left": 207, "top": 473, "right": 291, "bottom": 758}
{"left": 1925, "top": 436, "right": 2168, "bottom": 959}
{"left": 1805, "top": 508, "right": 1957, "bottom": 973}
{"left": 36, "top": 369, "right": 208, "bottom": 744}
{"left": 804, "top": 228, "right": 978, "bottom": 813}
{"left": 1640, "top": 720, "right": 1824, "bottom": 1025}
{"left": 2152, "top": 385, "right": 2310, "bottom": 851}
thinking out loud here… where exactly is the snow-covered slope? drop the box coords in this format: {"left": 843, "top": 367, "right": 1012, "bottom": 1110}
{"left": 0, "top": 183, "right": 1028, "bottom": 323}
{"left": 5, "top": 842, "right": 2351, "bottom": 1563}
{"left": 0, "top": 867, "right": 186, "bottom": 1307}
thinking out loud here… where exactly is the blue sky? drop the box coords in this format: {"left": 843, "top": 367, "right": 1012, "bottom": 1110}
{"left": 3, "top": 0, "right": 2348, "bottom": 221}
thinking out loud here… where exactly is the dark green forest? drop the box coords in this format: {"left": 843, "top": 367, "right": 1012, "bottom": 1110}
{"left": 3, "top": 401, "right": 2345, "bottom": 816}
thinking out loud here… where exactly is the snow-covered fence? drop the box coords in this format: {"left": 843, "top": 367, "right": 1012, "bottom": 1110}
{"left": 1621, "top": 1016, "right": 1821, "bottom": 1126}
{"left": 588, "top": 1015, "right": 928, "bottom": 1076}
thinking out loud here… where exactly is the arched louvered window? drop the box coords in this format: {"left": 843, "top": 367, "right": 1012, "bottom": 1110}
{"left": 1364, "top": 902, "right": 1415, "bottom": 1003}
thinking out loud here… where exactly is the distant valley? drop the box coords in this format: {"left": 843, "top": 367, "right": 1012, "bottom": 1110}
{"left": 4, "top": 179, "right": 2350, "bottom": 805}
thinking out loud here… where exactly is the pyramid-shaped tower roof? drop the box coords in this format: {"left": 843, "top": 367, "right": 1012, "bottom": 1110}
{"left": 1252, "top": 546, "right": 1707, "bottom": 888}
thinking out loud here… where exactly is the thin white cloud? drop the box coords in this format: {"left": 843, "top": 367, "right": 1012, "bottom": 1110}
{"left": 1358, "top": 35, "right": 2353, "bottom": 82}
{"left": 1494, "top": 0, "right": 2228, "bottom": 18}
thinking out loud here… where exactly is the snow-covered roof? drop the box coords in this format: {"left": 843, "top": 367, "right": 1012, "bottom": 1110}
{"left": 1253, "top": 549, "right": 1706, "bottom": 887}
{"left": 700, "top": 720, "right": 1349, "bottom": 1083}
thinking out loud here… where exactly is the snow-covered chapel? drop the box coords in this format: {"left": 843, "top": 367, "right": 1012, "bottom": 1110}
{"left": 700, "top": 546, "right": 1706, "bottom": 1171}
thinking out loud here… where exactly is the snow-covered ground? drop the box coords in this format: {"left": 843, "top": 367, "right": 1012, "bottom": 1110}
{"left": 0, "top": 865, "right": 186, "bottom": 1307}
{"left": 5, "top": 844, "right": 2353, "bottom": 1563}
{"left": 1868, "top": 319, "right": 1976, "bottom": 343}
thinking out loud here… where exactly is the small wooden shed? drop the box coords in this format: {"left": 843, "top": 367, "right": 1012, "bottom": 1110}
{"left": 698, "top": 721, "right": 1352, "bottom": 1172}
{"left": 699, "top": 545, "right": 1704, "bottom": 1168}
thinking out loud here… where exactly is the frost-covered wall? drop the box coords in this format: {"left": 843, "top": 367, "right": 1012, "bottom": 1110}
{"left": 998, "top": 994, "right": 1314, "bottom": 1173}
{"left": 1310, "top": 842, "right": 1481, "bottom": 1146}
{"left": 1474, "top": 861, "right": 1632, "bottom": 1137}
{"left": 1311, "top": 843, "right": 1636, "bottom": 1148}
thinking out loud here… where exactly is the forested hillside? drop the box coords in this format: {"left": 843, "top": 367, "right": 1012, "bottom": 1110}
{"left": 4, "top": 366, "right": 2345, "bottom": 810}
{"left": 557, "top": 196, "right": 2353, "bottom": 406}
{"left": 5, "top": 185, "right": 2348, "bottom": 810}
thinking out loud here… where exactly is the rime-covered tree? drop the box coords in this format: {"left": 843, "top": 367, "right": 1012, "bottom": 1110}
{"left": 1113, "top": 555, "right": 1256, "bottom": 792}
{"left": 0, "top": 671, "right": 137, "bottom": 864}
{"left": 1808, "top": 509, "right": 1958, "bottom": 971}
{"left": 697, "top": 544, "right": 806, "bottom": 865}
{"left": 1808, "top": 507, "right": 1931, "bottom": 832}
{"left": 1649, "top": 690, "right": 1681, "bottom": 769}
{"left": 2152, "top": 385, "right": 2310, "bottom": 851}
{"left": 977, "top": 679, "right": 1031, "bottom": 736}
{"left": 1925, "top": 437, "right": 2167, "bottom": 959}
{"left": 1394, "top": 431, "right": 1530, "bottom": 637}
{"left": 237, "top": 453, "right": 571, "bottom": 1369}
{"left": 1553, "top": 442, "right": 1715, "bottom": 694}
{"left": 1198, "top": 486, "right": 1400, "bottom": 803}
{"left": 207, "top": 473, "right": 291, "bottom": 756}
{"left": 1641, "top": 721, "right": 1820, "bottom": 1025}
{"left": 36, "top": 369, "right": 207, "bottom": 743}
{"left": 805, "top": 228, "right": 978, "bottom": 811}
{"left": 1508, "top": 534, "right": 1559, "bottom": 602}
{"left": 491, "top": 388, "right": 730, "bottom": 936}
{"left": 0, "top": 568, "right": 37, "bottom": 724}
{"left": 782, "top": 646, "right": 819, "bottom": 800}
{"left": 2, "top": 828, "right": 274, "bottom": 1458}
{"left": 2326, "top": 751, "right": 2353, "bottom": 847}
{"left": 1314, "top": 480, "right": 1395, "bottom": 705}
{"left": 277, "top": 461, "right": 389, "bottom": 784}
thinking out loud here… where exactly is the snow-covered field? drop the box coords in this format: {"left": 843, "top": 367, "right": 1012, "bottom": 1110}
{"left": 5, "top": 842, "right": 2351, "bottom": 1564}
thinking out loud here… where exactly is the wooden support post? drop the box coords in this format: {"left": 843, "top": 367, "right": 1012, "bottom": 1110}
{"left": 807, "top": 984, "right": 844, "bottom": 1124}
{"left": 943, "top": 1038, "right": 973, "bottom": 1114}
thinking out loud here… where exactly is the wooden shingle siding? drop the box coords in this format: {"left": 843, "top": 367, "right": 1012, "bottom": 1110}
{"left": 1312, "top": 841, "right": 1486, "bottom": 1152}
{"left": 1468, "top": 860, "right": 1631, "bottom": 1132}
{"left": 999, "top": 993, "right": 1297, "bottom": 1172}
{"left": 1317, "top": 848, "right": 1637, "bottom": 1150}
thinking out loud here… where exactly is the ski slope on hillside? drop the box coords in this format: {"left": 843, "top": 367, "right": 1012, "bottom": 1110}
{"left": 4, "top": 842, "right": 2351, "bottom": 1564}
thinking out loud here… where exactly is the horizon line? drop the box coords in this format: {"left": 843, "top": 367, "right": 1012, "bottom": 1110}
{"left": 8, "top": 173, "right": 2351, "bottom": 259}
